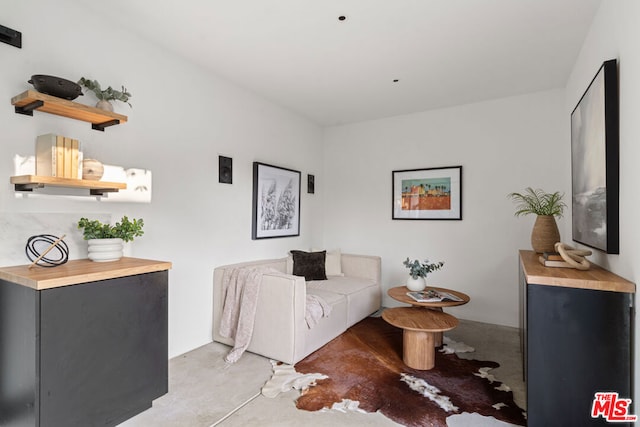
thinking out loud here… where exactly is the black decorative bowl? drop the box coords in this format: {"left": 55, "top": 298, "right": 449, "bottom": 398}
{"left": 28, "top": 75, "right": 83, "bottom": 100}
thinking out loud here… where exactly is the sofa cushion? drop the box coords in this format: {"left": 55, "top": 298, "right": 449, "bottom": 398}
{"left": 307, "top": 276, "right": 377, "bottom": 295}
{"left": 291, "top": 250, "right": 327, "bottom": 281}
{"left": 306, "top": 287, "right": 345, "bottom": 306}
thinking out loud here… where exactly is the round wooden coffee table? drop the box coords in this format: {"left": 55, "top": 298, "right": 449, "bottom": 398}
{"left": 387, "top": 286, "right": 470, "bottom": 347}
{"left": 388, "top": 285, "right": 470, "bottom": 308}
{"left": 382, "top": 307, "right": 459, "bottom": 370}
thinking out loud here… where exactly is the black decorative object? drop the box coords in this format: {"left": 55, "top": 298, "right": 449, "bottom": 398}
{"left": 571, "top": 59, "right": 619, "bottom": 253}
{"left": 28, "top": 75, "right": 83, "bottom": 100}
{"left": 0, "top": 24, "right": 21, "bottom": 48}
{"left": 307, "top": 174, "right": 315, "bottom": 194}
{"left": 25, "top": 234, "right": 69, "bottom": 267}
{"left": 219, "top": 156, "right": 232, "bottom": 184}
{"left": 252, "top": 162, "right": 301, "bottom": 239}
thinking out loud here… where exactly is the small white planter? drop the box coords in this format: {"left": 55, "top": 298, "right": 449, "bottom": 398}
{"left": 406, "top": 276, "right": 426, "bottom": 291}
{"left": 88, "top": 238, "right": 123, "bottom": 262}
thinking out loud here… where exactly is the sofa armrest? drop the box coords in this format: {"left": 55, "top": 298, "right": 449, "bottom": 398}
{"left": 250, "top": 273, "right": 308, "bottom": 363}
{"left": 212, "top": 264, "right": 308, "bottom": 364}
{"left": 340, "top": 253, "right": 382, "bottom": 286}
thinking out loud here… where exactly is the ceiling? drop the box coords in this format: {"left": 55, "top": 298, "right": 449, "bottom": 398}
{"left": 76, "top": 0, "right": 601, "bottom": 126}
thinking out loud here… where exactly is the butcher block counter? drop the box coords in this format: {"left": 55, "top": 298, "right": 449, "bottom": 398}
{"left": 519, "top": 250, "right": 635, "bottom": 426}
{"left": 0, "top": 257, "right": 172, "bottom": 290}
{"left": 519, "top": 249, "right": 635, "bottom": 293}
{"left": 0, "top": 257, "right": 171, "bottom": 427}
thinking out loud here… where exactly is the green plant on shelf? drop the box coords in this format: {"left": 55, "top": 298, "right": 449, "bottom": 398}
{"left": 77, "top": 77, "right": 132, "bottom": 107}
{"left": 77, "top": 216, "right": 144, "bottom": 242}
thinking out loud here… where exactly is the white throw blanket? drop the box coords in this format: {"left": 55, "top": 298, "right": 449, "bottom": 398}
{"left": 219, "top": 266, "right": 276, "bottom": 363}
{"left": 219, "top": 266, "right": 332, "bottom": 363}
{"left": 305, "top": 294, "right": 332, "bottom": 328}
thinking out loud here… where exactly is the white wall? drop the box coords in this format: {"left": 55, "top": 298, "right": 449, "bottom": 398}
{"left": 565, "top": 0, "right": 640, "bottom": 400}
{"left": 1, "top": 0, "right": 323, "bottom": 358}
{"left": 323, "top": 89, "right": 569, "bottom": 327}
{"left": 4, "top": 0, "right": 636, "bottom": 370}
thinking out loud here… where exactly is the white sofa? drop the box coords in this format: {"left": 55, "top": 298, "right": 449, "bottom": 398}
{"left": 213, "top": 253, "right": 381, "bottom": 364}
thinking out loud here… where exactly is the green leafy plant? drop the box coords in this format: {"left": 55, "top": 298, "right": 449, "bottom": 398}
{"left": 403, "top": 257, "right": 444, "bottom": 279}
{"left": 77, "top": 77, "right": 132, "bottom": 107}
{"left": 77, "top": 216, "right": 144, "bottom": 242}
{"left": 508, "top": 187, "right": 566, "bottom": 218}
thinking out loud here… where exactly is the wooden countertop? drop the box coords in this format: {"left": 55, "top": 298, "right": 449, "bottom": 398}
{"left": 0, "top": 257, "right": 172, "bottom": 290}
{"left": 519, "top": 250, "right": 635, "bottom": 293}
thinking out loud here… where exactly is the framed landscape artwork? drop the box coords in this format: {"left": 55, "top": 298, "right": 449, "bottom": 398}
{"left": 252, "top": 162, "right": 301, "bottom": 239}
{"left": 570, "top": 59, "right": 619, "bottom": 253}
{"left": 392, "top": 166, "right": 462, "bottom": 220}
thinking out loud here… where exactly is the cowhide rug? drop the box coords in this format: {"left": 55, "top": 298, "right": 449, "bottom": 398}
{"left": 264, "top": 316, "right": 526, "bottom": 427}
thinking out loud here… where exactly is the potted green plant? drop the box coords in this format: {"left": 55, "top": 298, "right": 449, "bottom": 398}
{"left": 403, "top": 257, "right": 444, "bottom": 291}
{"left": 508, "top": 187, "right": 566, "bottom": 253}
{"left": 77, "top": 77, "right": 132, "bottom": 111}
{"left": 78, "top": 216, "right": 144, "bottom": 262}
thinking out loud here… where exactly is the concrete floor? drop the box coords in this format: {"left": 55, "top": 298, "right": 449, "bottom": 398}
{"left": 118, "top": 318, "right": 525, "bottom": 427}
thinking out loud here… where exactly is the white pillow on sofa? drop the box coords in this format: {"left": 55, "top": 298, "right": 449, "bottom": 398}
{"left": 312, "top": 248, "right": 343, "bottom": 276}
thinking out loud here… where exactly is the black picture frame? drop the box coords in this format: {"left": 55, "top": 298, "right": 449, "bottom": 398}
{"left": 252, "top": 162, "right": 301, "bottom": 239}
{"left": 570, "top": 59, "right": 619, "bottom": 253}
{"left": 392, "top": 166, "right": 462, "bottom": 220}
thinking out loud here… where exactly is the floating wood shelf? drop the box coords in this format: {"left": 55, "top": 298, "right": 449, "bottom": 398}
{"left": 10, "top": 175, "right": 126, "bottom": 196}
{"left": 11, "top": 90, "right": 128, "bottom": 131}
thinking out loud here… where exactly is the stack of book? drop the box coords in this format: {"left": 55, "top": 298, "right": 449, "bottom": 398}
{"left": 538, "top": 251, "right": 570, "bottom": 268}
{"left": 35, "top": 133, "right": 82, "bottom": 179}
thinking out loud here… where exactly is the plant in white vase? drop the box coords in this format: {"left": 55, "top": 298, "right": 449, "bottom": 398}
{"left": 77, "top": 77, "right": 132, "bottom": 111}
{"left": 403, "top": 257, "right": 444, "bottom": 291}
{"left": 77, "top": 216, "right": 144, "bottom": 262}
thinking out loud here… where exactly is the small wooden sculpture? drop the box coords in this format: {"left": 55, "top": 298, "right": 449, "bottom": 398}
{"left": 554, "top": 242, "right": 592, "bottom": 270}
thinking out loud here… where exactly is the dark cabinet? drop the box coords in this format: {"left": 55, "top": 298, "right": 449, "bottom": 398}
{"left": 519, "top": 250, "right": 635, "bottom": 426}
{"left": 0, "top": 258, "right": 170, "bottom": 427}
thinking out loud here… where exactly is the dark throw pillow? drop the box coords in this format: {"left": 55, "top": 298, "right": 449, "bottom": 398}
{"left": 290, "top": 250, "right": 327, "bottom": 281}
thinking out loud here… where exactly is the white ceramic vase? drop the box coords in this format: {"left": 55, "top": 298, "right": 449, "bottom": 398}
{"left": 88, "top": 238, "right": 123, "bottom": 262}
{"left": 406, "top": 276, "right": 426, "bottom": 291}
{"left": 96, "top": 100, "right": 114, "bottom": 112}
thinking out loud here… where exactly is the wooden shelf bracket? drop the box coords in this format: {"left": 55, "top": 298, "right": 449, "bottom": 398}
{"left": 15, "top": 100, "right": 44, "bottom": 116}
{"left": 13, "top": 182, "right": 44, "bottom": 192}
{"left": 92, "top": 119, "right": 120, "bottom": 132}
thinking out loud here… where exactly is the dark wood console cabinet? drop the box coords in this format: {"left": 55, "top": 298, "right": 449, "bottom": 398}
{"left": 519, "top": 250, "right": 635, "bottom": 426}
{"left": 0, "top": 258, "right": 171, "bottom": 427}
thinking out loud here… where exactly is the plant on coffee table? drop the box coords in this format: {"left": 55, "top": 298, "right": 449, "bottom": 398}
{"left": 403, "top": 258, "right": 444, "bottom": 279}
{"left": 403, "top": 257, "right": 444, "bottom": 291}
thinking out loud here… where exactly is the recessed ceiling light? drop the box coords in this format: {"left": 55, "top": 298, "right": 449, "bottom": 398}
{"left": 338, "top": 15, "right": 347, "bottom": 21}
